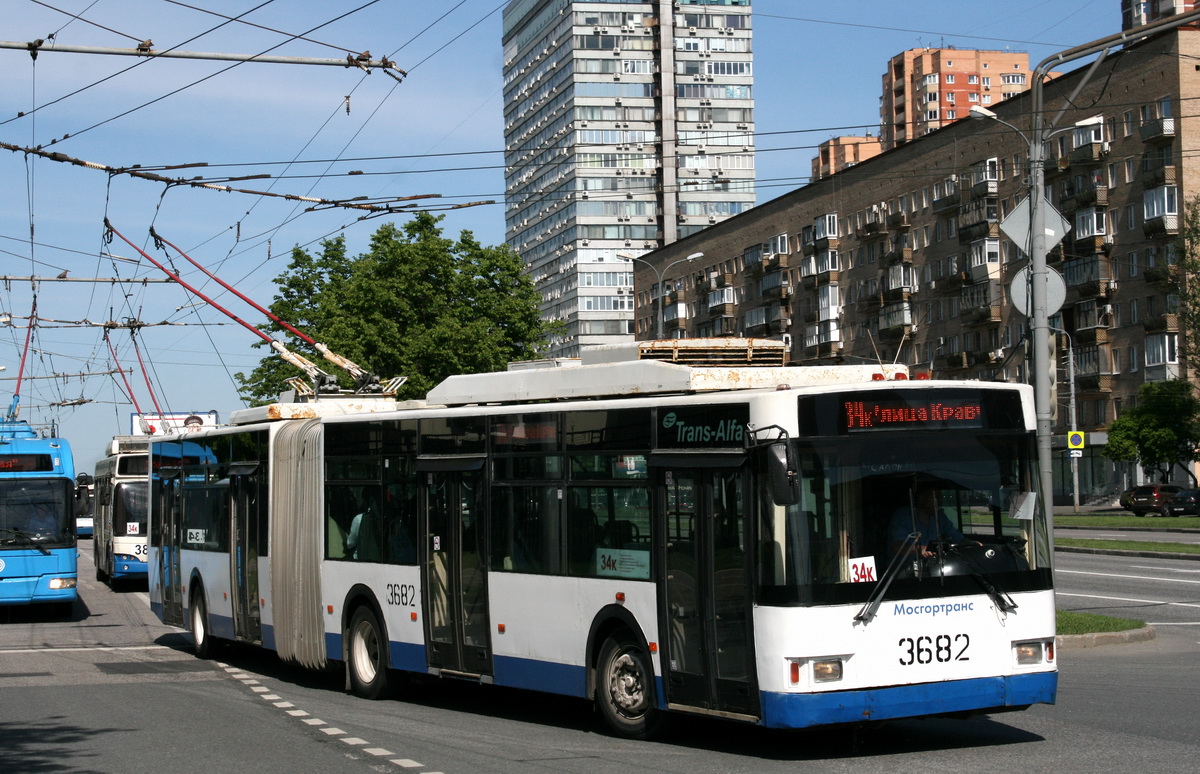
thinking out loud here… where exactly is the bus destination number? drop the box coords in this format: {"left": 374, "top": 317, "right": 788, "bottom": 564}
{"left": 386, "top": 583, "right": 417, "bottom": 607}
{"left": 898, "top": 634, "right": 970, "bottom": 665}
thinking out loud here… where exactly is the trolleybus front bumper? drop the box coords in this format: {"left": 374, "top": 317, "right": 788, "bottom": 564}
{"left": 760, "top": 671, "right": 1056, "bottom": 728}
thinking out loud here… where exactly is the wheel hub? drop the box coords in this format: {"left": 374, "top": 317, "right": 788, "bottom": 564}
{"left": 609, "top": 652, "right": 645, "bottom": 713}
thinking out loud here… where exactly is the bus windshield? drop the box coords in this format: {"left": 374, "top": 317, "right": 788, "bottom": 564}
{"left": 757, "top": 430, "right": 1049, "bottom": 605}
{"left": 114, "top": 481, "right": 149, "bottom": 537}
{"left": 0, "top": 479, "right": 75, "bottom": 546}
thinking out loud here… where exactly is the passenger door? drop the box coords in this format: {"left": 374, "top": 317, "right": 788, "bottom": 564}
{"left": 229, "top": 465, "right": 264, "bottom": 644}
{"left": 422, "top": 462, "right": 492, "bottom": 677}
{"left": 658, "top": 463, "right": 758, "bottom": 719}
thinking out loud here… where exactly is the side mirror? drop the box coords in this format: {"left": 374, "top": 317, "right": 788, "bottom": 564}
{"left": 767, "top": 443, "right": 800, "bottom": 505}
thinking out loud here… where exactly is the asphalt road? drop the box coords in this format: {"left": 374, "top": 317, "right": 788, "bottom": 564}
{"left": 1, "top": 541, "right": 1197, "bottom": 774}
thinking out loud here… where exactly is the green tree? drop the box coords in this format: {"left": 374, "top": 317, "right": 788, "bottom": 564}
{"left": 1102, "top": 379, "right": 1200, "bottom": 484}
{"left": 235, "top": 213, "right": 552, "bottom": 404}
{"left": 1175, "top": 194, "right": 1200, "bottom": 372}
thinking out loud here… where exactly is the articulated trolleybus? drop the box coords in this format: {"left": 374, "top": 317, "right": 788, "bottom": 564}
{"left": 93, "top": 436, "right": 152, "bottom": 586}
{"left": 148, "top": 340, "right": 1056, "bottom": 737}
{"left": 0, "top": 418, "right": 78, "bottom": 610}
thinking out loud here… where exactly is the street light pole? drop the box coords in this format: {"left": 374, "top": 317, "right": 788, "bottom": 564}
{"left": 618, "top": 251, "right": 703, "bottom": 340}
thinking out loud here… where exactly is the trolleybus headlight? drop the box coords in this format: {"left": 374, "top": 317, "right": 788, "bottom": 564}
{"left": 812, "top": 659, "right": 844, "bottom": 682}
{"left": 48, "top": 578, "right": 77, "bottom": 590}
{"left": 1014, "top": 640, "right": 1047, "bottom": 665}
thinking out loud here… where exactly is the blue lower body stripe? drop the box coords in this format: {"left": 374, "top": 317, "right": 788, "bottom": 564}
{"left": 760, "top": 672, "right": 1057, "bottom": 728}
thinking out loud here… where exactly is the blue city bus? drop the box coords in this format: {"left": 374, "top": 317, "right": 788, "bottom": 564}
{"left": 0, "top": 419, "right": 79, "bottom": 611}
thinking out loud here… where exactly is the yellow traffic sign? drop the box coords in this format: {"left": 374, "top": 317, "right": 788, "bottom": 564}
{"left": 1067, "top": 431, "right": 1085, "bottom": 449}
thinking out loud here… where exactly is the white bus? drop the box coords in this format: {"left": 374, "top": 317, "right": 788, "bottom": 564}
{"left": 94, "top": 437, "right": 151, "bottom": 586}
{"left": 148, "top": 341, "right": 1056, "bottom": 738}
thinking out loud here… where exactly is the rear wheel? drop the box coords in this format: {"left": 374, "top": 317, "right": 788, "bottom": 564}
{"left": 596, "top": 631, "right": 663, "bottom": 739}
{"left": 347, "top": 606, "right": 391, "bottom": 699}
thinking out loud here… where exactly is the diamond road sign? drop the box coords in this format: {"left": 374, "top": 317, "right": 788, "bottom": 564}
{"left": 1000, "top": 196, "right": 1072, "bottom": 251}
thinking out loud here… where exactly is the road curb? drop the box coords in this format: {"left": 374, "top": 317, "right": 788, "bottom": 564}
{"left": 1057, "top": 625, "right": 1156, "bottom": 650}
{"left": 1055, "top": 545, "right": 1200, "bottom": 561}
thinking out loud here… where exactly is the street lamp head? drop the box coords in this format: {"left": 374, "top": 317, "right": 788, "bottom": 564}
{"left": 685, "top": 251, "right": 704, "bottom": 262}
{"left": 968, "top": 105, "right": 998, "bottom": 121}
{"left": 615, "top": 251, "right": 634, "bottom": 260}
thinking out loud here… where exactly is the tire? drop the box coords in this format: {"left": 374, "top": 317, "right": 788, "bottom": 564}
{"left": 596, "top": 632, "right": 664, "bottom": 740}
{"left": 191, "top": 590, "right": 215, "bottom": 659}
{"left": 347, "top": 606, "right": 391, "bottom": 700}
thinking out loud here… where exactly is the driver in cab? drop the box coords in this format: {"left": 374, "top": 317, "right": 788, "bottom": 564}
{"left": 889, "top": 485, "right": 979, "bottom": 559}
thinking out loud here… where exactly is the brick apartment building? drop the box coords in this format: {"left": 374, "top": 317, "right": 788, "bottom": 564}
{"left": 629, "top": 27, "right": 1197, "bottom": 502}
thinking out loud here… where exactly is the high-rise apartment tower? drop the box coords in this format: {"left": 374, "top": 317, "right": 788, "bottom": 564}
{"left": 501, "top": 1, "right": 756, "bottom": 356}
{"left": 880, "top": 48, "right": 1035, "bottom": 149}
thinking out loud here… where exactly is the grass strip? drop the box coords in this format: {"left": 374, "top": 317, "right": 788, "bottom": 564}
{"left": 1055, "top": 514, "right": 1200, "bottom": 529}
{"left": 1056, "top": 537, "right": 1200, "bottom": 554}
{"left": 1057, "top": 610, "right": 1146, "bottom": 635}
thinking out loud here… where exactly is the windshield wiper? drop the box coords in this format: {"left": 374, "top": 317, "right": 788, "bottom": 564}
{"left": 958, "top": 548, "right": 1018, "bottom": 613}
{"left": 0, "top": 528, "right": 51, "bottom": 555}
{"left": 855, "top": 532, "right": 920, "bottom": 625}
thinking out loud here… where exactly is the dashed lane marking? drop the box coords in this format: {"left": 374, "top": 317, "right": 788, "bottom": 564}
{"left": 216, "top": 662, "right": 434, "bottom": 771}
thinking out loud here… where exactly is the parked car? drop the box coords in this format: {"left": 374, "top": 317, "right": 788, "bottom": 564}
{"left": 1119, "top": 487, "right": 1137, "bottom": 511}
{"left": 1165, "top": 488, "right": 1200, "bottom": 517}
{"left": 1128, "top": 484, "right": 1183, "bottom": 516}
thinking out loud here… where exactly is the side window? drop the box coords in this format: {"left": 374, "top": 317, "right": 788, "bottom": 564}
{"left": 491, "top": 485, "right": 560, "bottom": 574}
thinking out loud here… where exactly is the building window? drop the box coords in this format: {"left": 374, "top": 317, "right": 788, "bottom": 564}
{"left": 1145, "top": 333, "right": 1178, "bottom": 366}
{"left": 1074, "top": 208, "right": 1106, "bottom": 238}
{"left": 1144, "top": 186, "right": 1178, "bottom": 220}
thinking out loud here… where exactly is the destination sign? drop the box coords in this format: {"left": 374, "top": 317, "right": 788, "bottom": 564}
{"left": 0, "top": 454, "right": 55, "bottom": 472}
{"left": 843, "top": 398, "right": 984, "bottom": 431}
{"left": 798, "top": 389, "right": 1026, "bottom": 436}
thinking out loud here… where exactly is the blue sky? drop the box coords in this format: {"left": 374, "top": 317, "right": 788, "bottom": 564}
{"left": 0, "top": 0, "right": 1117, "bottom": 467}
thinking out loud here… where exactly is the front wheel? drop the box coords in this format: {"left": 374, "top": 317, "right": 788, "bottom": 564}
{"left": 347, "top": 606, "right": 391, "bottom": 699}
{"left": 596, "top": 632, "right": 663, "bottom": 739}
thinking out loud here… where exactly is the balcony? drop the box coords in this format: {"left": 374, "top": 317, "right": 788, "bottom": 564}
{"left": 802, "top": 269, "right": 840, "bottom": 290}
{"left": 935, "top": 352, "right": 971, "bottom": 370}
{"left": 966, "top": 305, "right": 1003, "bottom": 326}
{"left": 932, "top": 191, "right": 960, "bottom": 213}
{"left": 1043, "top": 155, "right": 1071, "bottom": 175}
{"left": 1143, "top": 164, "right": 1177, "bottom": 189}
{"left": 1067, "top": 278, "right": 1116, "bottom": 303}
{"left": 1071, "top": 234, "right": 1111, "bottom": 255}
{"left": 760, "top": 284, "right": 792, "bottom": 301}
{"left": 855, "top": 221, "right": 886, "bottom": 240}
{"left": 1061, "top": 184, "right": 1108, "bottom": 211}
{"left": 959, "top": 220, "right": 1000, "bottom": 242}
{"left": 886, "top": 211, "right": 910, "bottom": 230}
{"left": 1074, "top": 326, "right": 1109, "bottom": 345}
{"left": 804, "top": 341, "right": 843, "bottom": 359}
{"left": 878, "top": 322, "right": 912, "bottom": 341}
{"left": 1076, "top": 374, "right": 1113, "bottom": 394}
{"left": 1069, "top": 141, "right": 1108, "bottom": 165}
{"left": 1139, "top": 117, "right": 1175, "bottom": 143}
{"left": 883, "top": 247, "right": 913, "bottom": 265}
{"left": 1143, "top": 214, "right": 1179, "bottom": 238}
{"left": 764, "top": 252, "right": 790, "bottom": 271}
{"left": 1143, "top": 313, "right": 1179, "bottom": 333}
{"left": 1144, "top": 264, "right": 1180, "bottom": 286}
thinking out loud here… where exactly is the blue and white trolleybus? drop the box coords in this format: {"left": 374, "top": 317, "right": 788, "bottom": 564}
{"left": 147, "top": 341, "right": 1056, "bottom": 737}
